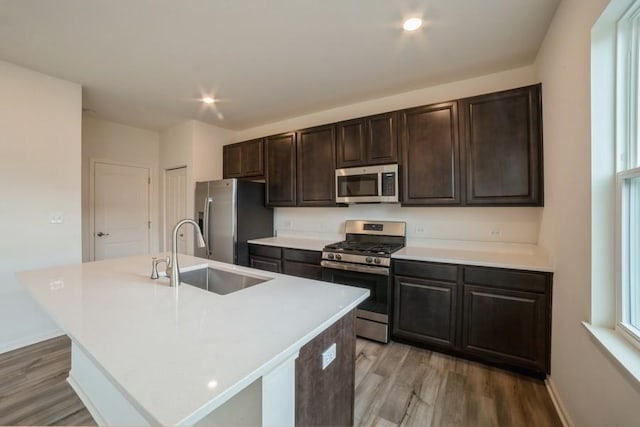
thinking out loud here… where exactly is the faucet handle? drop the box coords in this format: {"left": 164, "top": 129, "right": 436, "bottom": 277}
{"left": 151, "top": 257, "right": 159, "bottom": 279}
{"left": 151, "top": 256, "right": 170, "bottom": 279}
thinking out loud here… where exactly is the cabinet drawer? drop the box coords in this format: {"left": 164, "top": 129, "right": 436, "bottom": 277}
{"left": 283, "top": 261, "right": 322, "bottom": 280}
{"left": 249, "top": 244, "right": 282, "bottom": 260}
{"left": 393, "top": 260, "right": 458, "bottom": 282}
{"left": 283, "top": 248, "right": 321, "bottom": 264}
{"left": 463, "top": 267, "right": 548, "bottom": 293}
{"left": 250, "top": 255, "right": 282, "bottom": 273}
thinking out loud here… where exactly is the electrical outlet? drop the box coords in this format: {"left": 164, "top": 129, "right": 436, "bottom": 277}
{"left": 322, "top": 343, "right": 337, "bottom": 370}
{"left": 415, "top": 225, "right": 426, "bottom": 234}
{"left": 49, "top": 279, "right": 64, "bottom": 290}
{"left": 490, "top": 228, "right": 502, "bottom": 237}
{"left": 49, "top": 212, "right": 64, "bottom": 224}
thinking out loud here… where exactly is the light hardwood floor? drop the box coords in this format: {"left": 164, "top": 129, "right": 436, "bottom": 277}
{"left": 0, "top": 336, "right": 561, "bottom": 426}
{"left": 354, "top": 339, "right": 562, "bottom": 427}
{"left": 0, "top": 336, "right": 95, "bottom": 426}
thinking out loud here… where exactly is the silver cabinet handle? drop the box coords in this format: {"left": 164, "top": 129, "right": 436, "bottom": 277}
{"left": 97, "top": 232, "right": 110, "bottom": 237}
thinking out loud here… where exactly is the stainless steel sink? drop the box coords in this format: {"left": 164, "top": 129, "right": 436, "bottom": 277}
{"left": 179, "top": 267, "right": 270, "bottom": 295}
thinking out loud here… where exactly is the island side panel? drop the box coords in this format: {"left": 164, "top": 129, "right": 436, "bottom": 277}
{"left": 295, "top": 309, "right": 356, "bottom": 427}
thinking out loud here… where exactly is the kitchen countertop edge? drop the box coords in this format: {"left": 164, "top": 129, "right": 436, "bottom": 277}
{"left": 249, "top": 237, "right": 554, "bottom": 272}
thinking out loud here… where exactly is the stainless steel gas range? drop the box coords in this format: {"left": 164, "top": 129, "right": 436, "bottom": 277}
{"left": 321, "top": 220, "right": 406, "bottom": 343}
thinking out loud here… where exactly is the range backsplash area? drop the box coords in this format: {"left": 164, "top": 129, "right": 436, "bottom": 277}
{"left": 274, "top": 205, "right": 542, "bottom": 246}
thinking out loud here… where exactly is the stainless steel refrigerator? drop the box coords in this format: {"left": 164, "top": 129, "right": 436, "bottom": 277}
{"left": 194, "top": 179, "right": 273, "bottom": 266}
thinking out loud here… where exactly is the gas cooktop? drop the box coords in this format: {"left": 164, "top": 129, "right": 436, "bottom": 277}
{"left": 323, "top": 240, "right": 404, "bottom": 256}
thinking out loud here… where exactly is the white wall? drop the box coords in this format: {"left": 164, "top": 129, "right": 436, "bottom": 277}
{"left": 275, "top": 206, "right": 542, "bottom": 245}
{"left": 535, "top": 0, "right": 640, "bottom": 425}
{"left": 81, "top": 117, "right": 160, "bottom": 261}
{"left": 0, "top": 60, "right": 81, "bottom": 353}
{"left": 235, "top": 66, "right": 544, "bottom": 245}
{"left": 235, "top": 66, "right": 538, "bottom": 141}
{"left": 159, "top": 120, "right": 234, "bottom": 253}
{"left": 159, "top": 121, "right": 194, "bottom": 253}
{"left": 192, "top": 120, "right": 235, "bottom": 182}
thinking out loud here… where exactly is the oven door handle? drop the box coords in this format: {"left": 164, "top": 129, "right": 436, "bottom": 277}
{"left": 321, "top": 260, "right": 389, "bottom": 276}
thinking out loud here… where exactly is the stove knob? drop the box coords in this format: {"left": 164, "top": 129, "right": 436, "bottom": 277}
{"left": 374, "top": 257, "right": 381, "bottom": 265}
{"left": 327, "top": 253, "right": 335, "bottom": 260}
{"left": 335, "top": 254, "right": 342, "bottom": 260}
{"left": 366, "top": 257, "right": 373, "bottom": 263}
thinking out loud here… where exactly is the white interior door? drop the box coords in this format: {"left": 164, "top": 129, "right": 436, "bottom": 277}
{"left": 165, "top": 167, "right": 187, "bottom": 254}
{"left": 94, "top": 162, "right": 150, "bottom": 260}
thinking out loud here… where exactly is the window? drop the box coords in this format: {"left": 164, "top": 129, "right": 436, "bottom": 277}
{"left": 617, "top": 2, "right": 640, "bottom": 344}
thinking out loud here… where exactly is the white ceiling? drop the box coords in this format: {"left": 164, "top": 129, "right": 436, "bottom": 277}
{"left": 0, "top": 0, "right": 559, "bottom": 131}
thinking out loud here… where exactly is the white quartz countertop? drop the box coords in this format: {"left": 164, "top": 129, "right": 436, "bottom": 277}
{"left": 248, "top": 236, "right": 335, "bottom": 252}
{"left": 248, "top": 236, "right": 553, "bottom": 272}
{"left": 17, "top": 254, "right": 368, "bottom": 426}
{"left": 393, "top": 243, "right": 553, "bottom": 272}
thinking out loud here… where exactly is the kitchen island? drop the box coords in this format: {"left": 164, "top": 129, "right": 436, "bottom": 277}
{"left": 17, "top": 254, "right": 369, "bottom": 426}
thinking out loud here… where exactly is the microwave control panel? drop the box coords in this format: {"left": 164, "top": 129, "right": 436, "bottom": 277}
{"left": 381, "top": 172, "right": 396, "bottom": 196}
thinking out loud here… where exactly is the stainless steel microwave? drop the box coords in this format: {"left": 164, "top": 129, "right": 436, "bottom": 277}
{"left": 335, "top": 164, "right": 399, "bottom": 203}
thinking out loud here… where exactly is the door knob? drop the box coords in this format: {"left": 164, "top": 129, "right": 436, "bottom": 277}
{"left": 97, "top": 232, "right": 110, "bottom": 237}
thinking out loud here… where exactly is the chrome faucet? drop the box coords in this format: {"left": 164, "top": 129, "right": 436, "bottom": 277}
{"left": 167, "top": 219, "right": 206, "bottom": 287}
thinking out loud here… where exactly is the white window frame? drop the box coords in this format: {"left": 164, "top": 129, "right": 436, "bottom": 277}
{"left": 616, "top": 2, "right": 640, "bottom": 347}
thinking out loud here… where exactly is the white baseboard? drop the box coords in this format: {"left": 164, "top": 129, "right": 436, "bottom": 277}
{"left": 67, "top": 374, "right": 107, "bottom": 426}
{"left": 545, "top": 377, "right": 574, "bottom": 427}
{"left": 0, "top": 328, "right": 64, "bottom": 355}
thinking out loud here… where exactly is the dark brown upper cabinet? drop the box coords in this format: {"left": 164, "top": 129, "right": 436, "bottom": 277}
{"left": 460, "top": 84, "right": 543, "bottom": 206}
{"left": 265, "top": 132, "right": 297, "bottom": 207}
{"left": 401, "top": 102, "right": 462, "bottom": 205}
{"left": 336, "top": 112, "right": 398, "bottom": 168}
{"left": 296, "top": 124, "right": 337, "bottom": 206}
{"left": 222, "top": 138, "right": 264, "bottom": 179}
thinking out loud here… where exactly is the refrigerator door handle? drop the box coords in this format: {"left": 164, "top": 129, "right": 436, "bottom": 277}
{"left": 203, "top": 197, "right": 212, "bottom": 254}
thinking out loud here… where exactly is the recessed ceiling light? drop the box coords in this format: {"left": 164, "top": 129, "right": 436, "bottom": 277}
{"left": 202, "top": 97, "right": 215, "bottom": 104}
{"left": 403, "top": 17, "right": 423, "bottom": 32}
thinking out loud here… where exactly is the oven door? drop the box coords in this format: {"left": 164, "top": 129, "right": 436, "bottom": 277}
{"left": 321, "top": 261, "right": 390, "bottom": 342}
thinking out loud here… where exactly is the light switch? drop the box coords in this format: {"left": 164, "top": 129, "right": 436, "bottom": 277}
{"left": 49, "top": 212, "right": 64, "bottom": 224}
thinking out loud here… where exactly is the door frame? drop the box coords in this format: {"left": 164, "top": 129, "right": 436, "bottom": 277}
{"left": 162, "top": 165, "right": 188, "bottom": 252}
{"left": 89, "top": 158, "right": 152, "bottom": 261}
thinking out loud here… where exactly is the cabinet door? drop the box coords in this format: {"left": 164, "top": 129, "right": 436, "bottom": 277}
{"left": 296, "top": 125, "right": 337, "bottom": 206}
{"left": 336, "top": 112, "right": 398, "bottom": 168}
{"left": 336, "top": 119, "right": 366, "bottom": 168}
{"left": 367, "top": 112, "right": 398, "bottom": 165}
{"left": 393, "top": 275, "right": 458, "bottom": 349}
{"left": 222, "top": 143, "right": 243, "bottom": 178}
{"left": 401, "top": 102, "right": 461, "bottom": 205}
{"left": 265, "top": 132, "right": 297, "bottom": 206}
{"left": 460, "top": 84, "right": 543, "bottom": 205}
{"left": 241, "top": 138, "right": 264, "bottom": 177}
{"left": 462, "top": 284, "right": 547, "bottom": 373}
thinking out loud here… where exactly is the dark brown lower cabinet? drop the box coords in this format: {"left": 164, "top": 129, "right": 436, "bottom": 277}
{"left": 282, "top": 248, "right": 322, "bottom": 280}
{"left": 462, "top": 285, "right": 547, "bottom": 373}
{"left": 296, "top": 310, "right": 355, "bottom": 426}
{"left": 248, "top": 244, "right": 282, "bottom": 273}
{"left": 392, "top": 259, "right": 552, "bottom": 378}
{"left": 248, "top": 244, "right": 323, "bottom": 279}
{"left": 393, "top": 276, "right": 458, "bottom": 350}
